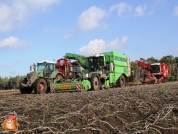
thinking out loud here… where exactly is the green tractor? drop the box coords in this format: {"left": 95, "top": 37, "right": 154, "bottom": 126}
{"left": 20, "top": 60, "right": 60, "bottom": 94}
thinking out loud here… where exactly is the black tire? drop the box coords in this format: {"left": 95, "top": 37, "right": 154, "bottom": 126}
{"left": 20, "top": 87, "right": 33, "bottom": 94}
{"left": 26, "top": 87, "right": 33, "bottom": 94}
{"left": 20, "top": 87, "right": 26, "bottom": 94}
{"left": 20, "top": 80, "right": 33, "bottom": 94}
{"left": 20, "top": 80, "right": 26, "bottom": 94}
{"left": 118, "top": 75, "right": 125, "bottom": 87}
{"left": 91, "top": 74, "right": 101, "bottom": 91}
{"left": 34, "top": 78, "right": 47, "bottom": 94}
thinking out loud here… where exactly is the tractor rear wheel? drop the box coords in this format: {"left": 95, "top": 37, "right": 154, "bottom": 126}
{"left": 34, "top": 78, "right": 47, "bottom": 94}
{"left": 118, "top": 75, "right": 125, "bottom": 87}
{"left": 91, "top": 74, "right": 100, "bottom": 91}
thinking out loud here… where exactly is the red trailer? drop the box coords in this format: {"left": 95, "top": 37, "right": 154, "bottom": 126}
{"left": 135, "top": 60, "right": 169, "bottom": 84}
{"left": 56, "top": 58, "right": 84, "bottom": 80}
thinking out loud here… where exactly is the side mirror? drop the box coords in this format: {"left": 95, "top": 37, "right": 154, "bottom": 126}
{"left": 30, "top": 65, "right": 36, "bottom": 71}
{"left": 33, "top": 65, "right": 36, "bottom": 71}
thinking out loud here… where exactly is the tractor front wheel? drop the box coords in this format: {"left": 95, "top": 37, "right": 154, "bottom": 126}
{"left": 34, "top": 78, "right": 47, "bottom": 94}
{"left": 20, "top": 87, "right": 26, "bottom": 94}
{"left": 20, "top": 87, "right": 33, "bottom": 94}
{"left": 20, "top": 80, "right": 33, "bottom": 94}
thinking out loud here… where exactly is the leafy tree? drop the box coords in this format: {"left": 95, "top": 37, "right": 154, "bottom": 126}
{"left": 131, "top": 61, "right": 142, "bottom": 82}
{"left": 160, "top": 55, "right": 176, "bottom": 76}
{"left": 0, "top": 75, "right": 25, "bottom": 90}
{"left": 139, "top": 58, "right": 146, "bottom": 62}
{"left": 0, "top": 77, "right": 8, "bottom": 90}
{"left": 146, "top": 57, "right": 159, "bottom": 63}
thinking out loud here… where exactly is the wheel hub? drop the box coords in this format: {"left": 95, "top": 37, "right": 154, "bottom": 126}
{"left": 39, "top": 83, "right": 44, "bottom": 91}
{"left": 94, "top": 77, "right": 99, "bottom": 89}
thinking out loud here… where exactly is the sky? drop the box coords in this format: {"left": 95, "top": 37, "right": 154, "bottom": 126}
{"left": 0, "top": 0, "right": 178, "bottom": 78}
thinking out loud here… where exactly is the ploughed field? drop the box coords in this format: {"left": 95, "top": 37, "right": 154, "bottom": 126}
{"left": 0, "top": 82, "right": 178, "bottom": 134}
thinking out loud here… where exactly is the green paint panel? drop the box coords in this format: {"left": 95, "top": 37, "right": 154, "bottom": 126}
{"left": 52, "top": 79, "right": 91, "bottom": 92}
{"left": 35, "top": 70, "right": 44, "bottom": 77}
{"left": 102, "top": 51, "right": 130, "bottom": 85}
{"left": 109, "top": 72, "right": 115, "bottom": 83}
{"left": 50, "top": 70, "right": 60, "bottom": 78}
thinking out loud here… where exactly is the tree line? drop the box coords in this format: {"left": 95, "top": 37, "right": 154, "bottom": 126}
{"left": 0, "top": 55, "right": 178, "bottom": 90}
{"left": 0, "top": 75, "right": 25, "bottom": 90}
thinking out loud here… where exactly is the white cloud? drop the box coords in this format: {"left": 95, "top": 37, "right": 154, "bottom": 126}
{"left": 174, "top": 6, "right": 178, "bottom": 16}
{"left": 4, "top": 64, "right": 12, "bottom": 68}
{"left": 0, "top": 64, "right": 12, "bottom": 68}
{"left": 0, "top": 36, "right": 19, "bottom": 48}
{"left": 80, "top": 36, "right": 128, "bottom": 56}
{"left": 16, "top": 58, "right": 22, "bottom": 63}
{"left": 109, "top": 3, "right": 132, "bottom": 16}
{"left": 176, "top": 47, "right": 178, "bottom": 52}
{"left": 134, "top": 5, "right": 147, "bottom": 16}
{"left": 0, "top": 0, "right": 59, "bottom": 33}
{"left": 63, "top": 34, "right": 73, "bottom": 40}
{"left": 24, "top": 0, "right": 59, "bottom": 9}
{"left": 155, "top": 0, "right": 166, "bottom": 5}
{"left": 43, "top": 27, "right": 60, "bottom": 33}
{"left": 0, "top": 36, "right": 29, "bottom": 48}
{"left": 77, "top": 6, "right": 106, "bottom": 31}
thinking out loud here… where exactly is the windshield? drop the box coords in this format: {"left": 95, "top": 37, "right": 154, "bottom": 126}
{"left": 88, "top": 56, "right": 104, "bottom": 71}
{"left": 151, "top": 65, "right": 160, "bottom": 73}
{"left": 49, "top": 64, "right": 55, "bottom": 70}
{"left": 37, "top": 63, "right": 47, "bottom": 71}
{"left": 37, "top": 63, "right": 55, "bottom": 71}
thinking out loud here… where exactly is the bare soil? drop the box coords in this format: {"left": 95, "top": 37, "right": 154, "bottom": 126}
{"left": 0, "top": 82, "right": 178, "bottom": 134}
{"left": 0, "top": 89, "right": 19, "bottom": 95}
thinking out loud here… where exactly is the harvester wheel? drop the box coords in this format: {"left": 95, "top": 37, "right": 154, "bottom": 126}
{"left": 162, "top": 78, "right": 167, "bottom": 83}
{"left": 118, "top": 75, "right": 125, "bottom": 87}
{"left": 91, "top": 74, "right": 100, "bottom": 91}
{"left": 55, "top": 74, "right": 64, "bottom": 83}
{"left": 34, "top": 78, "right": 47, "bottom": 94}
